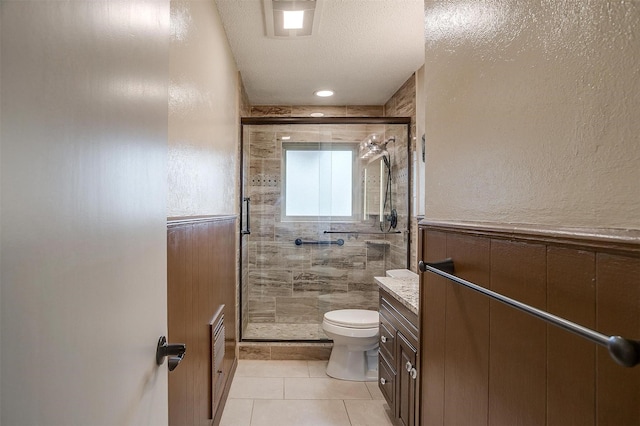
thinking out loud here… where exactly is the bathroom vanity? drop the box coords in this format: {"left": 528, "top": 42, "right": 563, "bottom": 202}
{"left": 375, "top": 272, "right": 419, "bottom": 426}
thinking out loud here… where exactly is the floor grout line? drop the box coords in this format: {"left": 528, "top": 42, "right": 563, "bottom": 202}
{"left": 223, "top": 360, "right": 391, "bottom": 426}
{"left": 342, "top": 399, "right": 352, "bottom": 425}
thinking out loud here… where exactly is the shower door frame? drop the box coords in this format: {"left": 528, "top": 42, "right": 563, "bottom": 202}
{"left": 239, "top": 116, "right": 412, "bottom": 342}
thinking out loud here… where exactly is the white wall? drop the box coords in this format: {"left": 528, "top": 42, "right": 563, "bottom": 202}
{"left": 423, "top": 1, "right": 640, "bottom": 230}
{"left": 1, "top": 2, "right": 170, "bottom": 424}
{"left": 168, "top": 0, "right": 239, "bottom": 217}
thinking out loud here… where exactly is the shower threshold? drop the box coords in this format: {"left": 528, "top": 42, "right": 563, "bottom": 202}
{"left": 244, "top": 322, "right": 330, "bottom": 341}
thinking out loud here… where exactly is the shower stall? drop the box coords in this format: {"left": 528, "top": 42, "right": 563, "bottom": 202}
{"left": 239, "top": 117, "right": 411, "bottom": 341}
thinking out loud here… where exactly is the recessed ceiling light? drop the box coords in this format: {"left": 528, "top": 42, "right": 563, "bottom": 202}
{"left": 314, "top": 90, "right": 334, "bottom": 97}
{"left": 310, "top": 112, "right": 324, "bottom": 117}
{"left": 263, "top": 0, "right": 323, "bottom": 38}
{"left": 281, "top": 135, "right": 291, "bottom": 140}
{"left": 283, "top": 10, "right": 304, "bottom": 29}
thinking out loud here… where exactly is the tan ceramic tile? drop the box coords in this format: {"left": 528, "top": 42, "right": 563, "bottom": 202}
{"left": 218, "top": 399, "right": 253, "bottom": 426}
{"left": 251, "top": 399, "right": 350, "bottom": 426}
{"left": 228, "top": 377, "right": 284, "bottom": 399}
{"left": 291, "top": 105, "right": 347, "bottom": 117}
{"left": 284, "top": 377, "right": 372, "bottom": 400}
{"left": 307, "top": 360, "right": 330, "bottom": 377}
{"left": 238, "top": 344, "right": 271, "bottom": 360}
{"left": 346, "top": 105, "right": 384, "bottom": 117}
{"left": 344, "top": 400, "right": 395, "bottom": 426}
{"left": 251, "top": 105, "right": 291, "bottom": 117}
{"left": 365, "top": 381, "right": 385, "bottom": 400}
{"left": 235, "top": 360, "right": 310, "bottom": 378}
{"left": 270, "top": 345, "right": 331, "bottom": 360}
{"left": 244, "top": 323, "right": 325, "bottom": 340}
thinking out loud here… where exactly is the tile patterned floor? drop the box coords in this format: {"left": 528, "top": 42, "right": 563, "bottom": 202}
{"left": 219, "top": 360, "right": 395, "bottom": 426}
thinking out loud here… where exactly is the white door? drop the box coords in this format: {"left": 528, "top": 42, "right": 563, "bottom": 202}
{"left": 1, "top": 2, "right": 170, "bottom": 424}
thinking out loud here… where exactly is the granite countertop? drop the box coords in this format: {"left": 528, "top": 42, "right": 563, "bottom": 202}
{"left": 374, "top": 275, "right": 419, "bottom": 315}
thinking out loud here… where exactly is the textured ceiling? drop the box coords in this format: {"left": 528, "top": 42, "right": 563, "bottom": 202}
{"left": 215, "top": 0, "right": 425, "bottom": 106}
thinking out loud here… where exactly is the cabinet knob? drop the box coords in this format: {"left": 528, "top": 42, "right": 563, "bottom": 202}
{"left": 381, "top": 335, "right": 387, "bottom": 343}
{"left": 405, "top": 361, "right": 412, "bottom": 372}
{"left": 380, "top": 377, "right": 387, "bottom": 385}
{"left": 410, "top": 368, "right": 417, "bottom": 380}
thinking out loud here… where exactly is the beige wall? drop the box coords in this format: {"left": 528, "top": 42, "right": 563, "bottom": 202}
{"left": 168, "top": 0, "right": 239, "bottom": 217}
{"left": 1, "top": 2, "right": 170, "bottom": 424}
{"left": 423, "top": 1, "right": 640, "bottom": 230}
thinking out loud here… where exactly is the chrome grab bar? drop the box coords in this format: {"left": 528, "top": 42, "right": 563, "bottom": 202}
{"left": 419, "top": 259, "right": 640, "bottom": 368}
{"left": 295, "top": 238, "right": 344, "bottom": 246}
{"left": 323, "top": 230, "right": 401, "bottom": 235}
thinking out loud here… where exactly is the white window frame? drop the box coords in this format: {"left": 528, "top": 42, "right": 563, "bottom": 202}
{"left": 281, "top": 142, "right": 361, "bottom": 222}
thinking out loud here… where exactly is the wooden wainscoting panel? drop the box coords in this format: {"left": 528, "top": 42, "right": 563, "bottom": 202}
{"left": 167, "top": 225, "right": 194, "bottom": 425}
{"left": 419, "top": 222, "right": 640, "bottom": 426}
{"left": 489, "top": 240, "right": 547, "bottom": 426}
{"left": 167, "top": 217, "right": 237, "bottom": 426}
{"left": 419, "top": 229, "right": 447, "bottom": 426}
{"left": 216, "top": 220, "right": 237, "bottom": 379}
{"left": 595, "top": 253, "right": 640, "bottom": 426}
{"left": 443, "top": 234, "right": 490, "bottom": 426}
{"left": 547, "top": 247, "right": 596, "bottom": 426}
{"left": 194, "top": 222, "right": 212, "bottom": 422}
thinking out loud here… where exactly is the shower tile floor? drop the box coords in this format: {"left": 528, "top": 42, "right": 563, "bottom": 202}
{"left": 219, "top": 360, "right": 394, "bottom": 426}
{"left": 244, "top": 322, "right": 329, "bottom": 340}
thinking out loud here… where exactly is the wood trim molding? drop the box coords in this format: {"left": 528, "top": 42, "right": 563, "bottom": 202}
{"left": 419, "top": 220, "right": 640, "bottom": 256}
{"left": 212, "top": 358, "right": 237, "bottom": 426}
{"left": 167, "top": 215, "right": 237, "bottom": 228}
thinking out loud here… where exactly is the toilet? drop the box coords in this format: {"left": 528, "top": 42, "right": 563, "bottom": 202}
{"left": 322, "top": 309, "right": 379, "bottom": 381}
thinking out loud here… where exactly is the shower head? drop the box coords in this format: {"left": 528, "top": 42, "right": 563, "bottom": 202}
{"left": 360, "top": 135, "right": 396, "bottom": 159}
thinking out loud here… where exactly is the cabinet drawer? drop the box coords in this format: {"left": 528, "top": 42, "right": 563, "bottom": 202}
{"left": 378, "top": 353, "right": 396, "bottom": 409}
{"left": 379, "top": 319, "right": 395, "bottom": 363}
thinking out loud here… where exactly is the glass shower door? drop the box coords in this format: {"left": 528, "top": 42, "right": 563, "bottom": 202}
{"left": 240, "top": 121, "right": 409, "bottom": 341}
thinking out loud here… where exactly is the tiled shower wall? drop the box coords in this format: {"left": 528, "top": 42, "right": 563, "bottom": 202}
{"left": 385, "top": 74, "right": 418, "bottom": 273}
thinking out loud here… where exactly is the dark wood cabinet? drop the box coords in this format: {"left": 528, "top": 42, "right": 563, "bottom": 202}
{"left": 379, "top": 289, "right": 419, "bottom": 426}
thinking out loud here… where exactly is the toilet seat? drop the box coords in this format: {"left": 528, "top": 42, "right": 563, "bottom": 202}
{"left": 323, "top": 309, "right": 379, "bottom": 329}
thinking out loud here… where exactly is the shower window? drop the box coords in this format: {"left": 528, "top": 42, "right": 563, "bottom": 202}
{"left": 282, "top": 142, "right": 359, "bottom": 221}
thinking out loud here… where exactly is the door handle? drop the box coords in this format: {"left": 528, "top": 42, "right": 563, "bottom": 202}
{"left": 241, "top": 197, "right": 251, "bottom": 235}
{"left": 156, "top": 336, "right": 186, "bottom": 371}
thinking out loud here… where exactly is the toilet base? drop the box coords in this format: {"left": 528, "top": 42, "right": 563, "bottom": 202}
{"left": 326, "top": 345, "right": 378, "bottom": 382}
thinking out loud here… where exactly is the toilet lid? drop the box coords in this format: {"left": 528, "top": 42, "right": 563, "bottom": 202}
{"left": 323, "top": 309, "right": 379, "bottom": 329}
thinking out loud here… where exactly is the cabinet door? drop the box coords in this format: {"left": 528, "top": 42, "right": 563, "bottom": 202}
{"left": 378, "top": 354, "right": 396, "bottom": 410}
{"left": 397, "top": 331, "right": 418, "bottom": 426}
